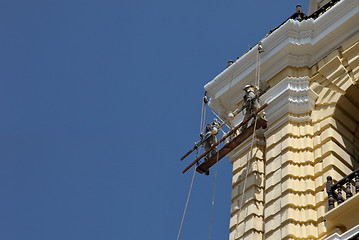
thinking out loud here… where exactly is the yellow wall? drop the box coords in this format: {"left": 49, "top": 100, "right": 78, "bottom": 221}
{"left": 229, "top": 32, "right": 359, "bottom": 240}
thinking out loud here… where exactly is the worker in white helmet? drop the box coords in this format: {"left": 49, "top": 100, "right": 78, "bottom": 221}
{"left": 202, "top": 119, "right": 220, "bottom": 175}
{"left": 241, "top": 84, "right": 265, "bottom": 132}
{"left": 204, "top": 119, "right": 220, "bottom": 159}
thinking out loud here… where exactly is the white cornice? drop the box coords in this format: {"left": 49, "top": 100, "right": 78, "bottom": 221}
{"left": 205, "top": 0, "right": 359, "bottom": 117}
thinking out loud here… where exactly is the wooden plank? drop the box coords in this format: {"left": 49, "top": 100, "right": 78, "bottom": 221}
{"left": 182, "top": 103, "right": 268, "bottom": 174}
{"left": 196, "top": 118, "right": 267, "bottom": 174}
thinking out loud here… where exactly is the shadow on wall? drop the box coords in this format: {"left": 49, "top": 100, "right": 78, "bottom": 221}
{"left": 333, "top": 84, "right": 359, "bottom": 170}
{"left": 234, "top": 147, "right": 264, "bottom": 207}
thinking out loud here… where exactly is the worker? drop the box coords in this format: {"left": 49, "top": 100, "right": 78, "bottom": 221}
{"left": 204, "top": 119, "right": 220, "bottom": 160}
{"left": 241, "top": 84, "right": 266, "bottom": 132}
{"left": 202, "top": 119, "right": 220, "bottom": 175}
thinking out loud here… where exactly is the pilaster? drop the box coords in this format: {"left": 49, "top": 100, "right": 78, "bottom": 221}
{"left": 262, "top": 76, "right": 318, "bottom": 239}
{"left": 228, "top": 132, "right": 266, "bottom": 240}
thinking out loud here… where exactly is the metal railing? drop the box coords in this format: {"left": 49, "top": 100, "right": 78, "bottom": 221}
{"left": 266, "top": 0, "right": 342, "bottom": 37}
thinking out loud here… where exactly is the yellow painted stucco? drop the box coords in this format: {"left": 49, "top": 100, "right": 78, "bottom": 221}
{"left": 229, "top": 29, "right": 359, "bottom": 240}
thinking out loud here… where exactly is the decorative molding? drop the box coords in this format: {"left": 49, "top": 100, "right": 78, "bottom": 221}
{"left": 261, "top": 77, "right": 318, "bottom": 129}
{"left": 205, "top": 0, "right": 359, "bottom": 117}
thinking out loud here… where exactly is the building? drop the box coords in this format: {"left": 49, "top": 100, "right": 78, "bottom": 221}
{"left": 204, "top": 0, "right": 359, "bottom": 239}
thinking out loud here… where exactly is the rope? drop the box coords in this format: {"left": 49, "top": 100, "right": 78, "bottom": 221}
{"left": 177, "top": 166, "right": 197, "bottom": 240}
{"left": 257, "top": 45, "right": 262, "bottom": 89}
{"left": 235, "top": 117, "right": 258, "bottom": 238}
{"left": 208, "top": 140, "right": 220, "bottom": 240}
{"left": 235, "top": 41, "right": 262, "bottom": 238}
{"left": 202, "top": 103, "right": 207, "bottom": 134}
{"left": 255, "top": 43, "right": 262, "bottom": 90}
{"left": 198, "top": 94, "right": 208, "bottom": 157}
{"left": 200, "top": 93, "right": 209, "bottom": 137}
{"left": 255, "top": 46, "right": 260, "bottom": 89}
{"left": 200, "top": 97, "right": 205, "bottom": 134}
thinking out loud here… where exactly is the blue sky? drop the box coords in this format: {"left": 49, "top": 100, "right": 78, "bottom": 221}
{"left": 0, "top": 1, "right": 308, "bottom": 239}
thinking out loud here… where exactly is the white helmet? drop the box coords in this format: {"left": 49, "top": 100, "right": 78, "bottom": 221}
{"left": 243, "top": 84, "right": 254, "bottom": 90}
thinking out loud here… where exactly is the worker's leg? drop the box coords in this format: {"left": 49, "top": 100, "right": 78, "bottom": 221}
{"left": 210, "top": 135, "right": 217, "bottom": 157}
{"left": 253, "top": 100, "right": 266, "bottom": 121}
{"left": 241, "top": 110, "right": 251, "bottom": 132}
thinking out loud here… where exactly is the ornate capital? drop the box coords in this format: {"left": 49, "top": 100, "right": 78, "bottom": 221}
{"left": 262, "top": 77, "right": 318, "bottom": 127}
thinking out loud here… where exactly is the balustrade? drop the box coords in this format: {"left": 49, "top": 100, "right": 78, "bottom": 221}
{"left": 326, "top": 169, "right": 359, "bottom": 210}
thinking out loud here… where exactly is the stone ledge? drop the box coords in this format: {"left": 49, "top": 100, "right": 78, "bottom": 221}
{"left": 324, "top": 193, "right": 359, "bottom": 233}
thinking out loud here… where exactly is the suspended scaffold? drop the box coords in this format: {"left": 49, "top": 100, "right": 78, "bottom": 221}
{"left": 178, "top": 41, "right": 267, "bottom": 240}
{"left": 182, "top": 102, "right": 268, "bottom": 174}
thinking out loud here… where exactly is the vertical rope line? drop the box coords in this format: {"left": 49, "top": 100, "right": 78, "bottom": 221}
{"left": 229, "top": 73, "right": 234, "bottom": 104}
{"left": 202, "top": 104, "right": 207, "bottom": 134}
{"left": 235, "top": 42, "right": 262, "bottom": 238}
{"left": 235, "top": 118, "right": 258, "bottom": 238}
{"left": 257, "top": 47, "right": 261, "bottom": 88}
{"left": 208, "top": 142, "right": 220, "bottom": 240}
{"left": 177, "top": 166, "right": 197, "bottom": 240}
{"left": 255, "top": 47, "right": 260, "bottom": 88}
{"left": 200, "top": 99, "right": 205, "bottom": 134}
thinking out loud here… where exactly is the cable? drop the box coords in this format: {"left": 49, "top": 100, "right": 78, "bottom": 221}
{"left": 200, "top": 97, "right": 205, "bottom": 134}
{"left": 235, "top": 117, "right": 258, "bottom": 238}
{"left": 202, "top": 102, "right": 207, "bottom": 135}
{"left": 177, "top": 166, "right": 197, "bottom": 240}
{"left": 200, "top": 93, "right": 209, "bottom": 137}
{"left": 257, "top": 43, "right": 262, "bottom": 89}
{"left": 235, "top": 41, "right": 263, "bottom": 239}
{"left": 208, "top": 140, "right": 220, "bottom": 240}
